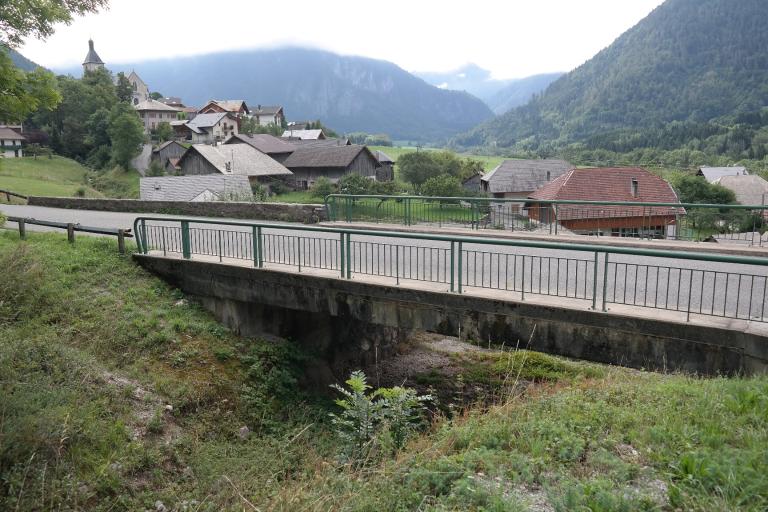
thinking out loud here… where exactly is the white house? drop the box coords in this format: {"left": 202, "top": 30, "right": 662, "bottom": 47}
{"left": 0, "top": 126, "right": 26, "bottom": 158}
{"left": 134, "top": 99, "right": 180, "bottom": 133}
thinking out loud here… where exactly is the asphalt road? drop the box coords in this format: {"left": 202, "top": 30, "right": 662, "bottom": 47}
{"left": 4, "top": 203, "right": 768, "bottom": 323}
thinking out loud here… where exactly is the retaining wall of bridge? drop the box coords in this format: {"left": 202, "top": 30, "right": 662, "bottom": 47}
{"left": 134, "top": 254, "right": 768, "bottom": 379}
{"left": 27, "top": 196, "right": 327, "bottom": 224}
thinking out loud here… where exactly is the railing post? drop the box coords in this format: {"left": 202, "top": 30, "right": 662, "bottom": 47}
{"left": 18, "top": 218, "right": 26, "bottom": 240}
{"left": 404, "top": 198, "right": 411, "bottom": 226}
{"left": 217, "top": 229, "right": 223, "bottom": 262}
{"left": 181, "top": 221, "right": 191, "bottom": 259}
{"left": 591, "top": 251, "right": 599, "bottom": 310}
{"left": 345, "top": 197, "right": 352, "bottom": 223}
{"left": 297, "top": 237, "right": 302, "bottom": 272}
{"left": 457, "top": 241, "right": 463, "bottom": 293}
{"left": 339, "top": 232, "right": 345, "bottom": 278}
{"left": 521, "top": 254, "right": 526, "bottom": 301}
{"left": 601, "top": 252, "right": 610, "bottom": 312}
{"left": 345, "top": 232, "right": 352, "bottom": 278}
{"left": 554, "top": 204, "right": 559, "bottom": 235}
{"left": 117, "top": 229, "right": 126, "bottom": 255}
{"left": 140, "top": 219, "right": 148, "bottom": 254}
{"left": 450, "top": 241, "right": 455, "bottom": 292}
{"left": 257, "top": 226, "right": 263, "bottom": 267}
{"left": 252, "top": 226, "right": 259, "bottom": 267}
{"left": 67, "top": 223, "right": 75, "bottom": 244}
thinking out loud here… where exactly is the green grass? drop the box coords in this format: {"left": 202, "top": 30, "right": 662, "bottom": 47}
{"left": 0, "top": 156, "right": 102, "bottom": 197}
{"left": 266, "top": 190, "right": 321, "bottom": 204}
{"left": 1, "top": 230, "right": 766, "bottom": 510}
{"left": 0, "top": 156, "right": 141, "bottom": 199}
{"left": 370, "top": 145, "right": 506, "bottom": 172}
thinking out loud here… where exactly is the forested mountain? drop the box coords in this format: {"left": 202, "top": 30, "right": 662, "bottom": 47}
{"left": 485, "top": 73, "right": 564, "bottom": 115}
{"left": 61, "top": 47, "right": 493, "bottom": 142}
{"left": 6, "top": 47, "right": 39, "bottom": 71}
{"left": 455, "top": 0, "right": 768, "bottom": 155}
{"left": 415, "top": 65, "right": 562, "bottom": 114}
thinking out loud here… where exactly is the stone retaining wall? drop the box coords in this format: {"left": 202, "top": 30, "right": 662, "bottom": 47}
{"left": 27, "top": 196, "right": 326, "bottom": 223}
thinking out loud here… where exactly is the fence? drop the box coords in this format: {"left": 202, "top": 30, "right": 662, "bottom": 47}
{"left": 7, "top": 216, "right": 132, "bottom": 253}
{"left": 134, "top": 216, "right": 768, "bottom": 324}
{"left": 324, "top": 194, "right": 768, "bottom": 246}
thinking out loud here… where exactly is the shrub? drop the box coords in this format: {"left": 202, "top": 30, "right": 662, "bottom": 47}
{"left": 269, "top": 180, "right": 290, "bottom": 195}
{"left": 421, "top": 174, "right": 464, "bottom": 197}
{"left": 330, "top": 371, "right": 432, "bottom": 464}
{"left": 251, "top": 184, "right": 268, "bottom": 201}
{"left": 337, "top": 173, "right": 373, "bottom": 195}
{"left": 310, "top": 176, "right": 335, "bottom": 198}
{"left": 146, "top": 160, "right": 165, "bottom": 177}
{"left": 0, "top": 211, "right": 6, "bottom": 227}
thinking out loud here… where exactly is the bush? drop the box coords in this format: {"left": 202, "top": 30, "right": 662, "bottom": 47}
{"left": 338, "top": 173, "right": 373, "bottom": 195}
{"left": 0, "top": 211, "right": 6, "bottom": 227}
{"left": 146, "top": 160, "right": 165, "bottom": 177}
{"left": 421, "top": 174, "right": 465, "bottom": 197}
{"left": 269, "top": 180, "right": 290, "bottom": 196}
{"left": 251, "top": 184, "right": 268, "bottom": 201}
{"left": 330, "top": 371, "right": 432, "bottom": 464}
{"left": 310, "top": 176, "right": 335, "bottom": 198}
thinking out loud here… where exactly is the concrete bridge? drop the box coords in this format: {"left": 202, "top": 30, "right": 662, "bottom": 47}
{"left": 132, "top": 216, "right": 768, "bottom": 376}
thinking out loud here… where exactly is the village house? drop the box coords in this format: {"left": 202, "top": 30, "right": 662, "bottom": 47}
{"left": 177, "top": 143, "right": 292, "bottom": 193}
{"left": 224, "top": 133, "right": 296, "bottom": 163}
{"left": 462, "top": 170, "right": 484, "bottom": 193}
{"left": 140, "top": 174, "right": 254, "bottom": 202}
{"left": 287, "top": 138, "right": 351, "bottom": 148}
{"left": 527, "top": 167, "right": 684, "bottom": 238}
{"left": 374, "top": 150, "right": 395, "bottom": 182}
{"left": 134, "top": 99, "right": 181, "bottom": 133}
{"left": 713, "top": 174, "right": 768, "bottom": 209}
{"left": 198, "top": 100, "right": 249, "bottom": 128}
{"left": 481, "top": 159, "right": 573, "bottom": 200}
{"left": 151, "top": 141, "right": 187, "bottom": 173}
{"left": 282, "top": 145, "right": 381, "bottom": 189}
{"left": 250, "top": 105, "right": 285, "bottom": 126}
{"left": 0, "top": 126, "right": 26, "bottom": 158}
{"left": 185, "top": 113, "right": 238, "bottom": 144}
{"left": 697, "top": 166, "right": 748, "bottom": 183}
{"left": 281, "top": 128, "right": 326, "bottom": 140}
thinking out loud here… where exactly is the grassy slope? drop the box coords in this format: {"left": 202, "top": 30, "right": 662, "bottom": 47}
{"left": 370, "top": 146, "right": 505, "bottom": 172}
{"left": 0, "top": 156, "right": 140, "bottom": 199}
{"left": 0, "top": 231, "right": 766, "bottom": 510}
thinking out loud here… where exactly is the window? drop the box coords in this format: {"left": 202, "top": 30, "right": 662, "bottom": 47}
{"left": 631, "top": 178, "right": 639, "bottom": 197}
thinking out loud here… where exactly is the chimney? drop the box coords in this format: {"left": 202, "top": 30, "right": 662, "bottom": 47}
{"left": 631, "top": 178, "right": 639, "bottom": 197}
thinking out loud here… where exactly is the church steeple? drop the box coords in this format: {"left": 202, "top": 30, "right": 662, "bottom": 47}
{"left": 82, "top": 39, "right": 105, "bottom": 73}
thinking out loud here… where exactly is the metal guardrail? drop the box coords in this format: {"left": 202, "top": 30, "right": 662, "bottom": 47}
{"left": 134, "top": 216, "right": 768, "bottom": 324}
{"left": 324, "top": 194, "right": 768, "bottom": 246}
{"left": 7, "top": 216, "right": 133, "bottom": 253}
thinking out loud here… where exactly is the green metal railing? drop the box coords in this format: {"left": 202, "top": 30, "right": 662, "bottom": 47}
{"left": 324, "top": 194, "right": 768, "bottom": 245}
{"left": 134, "top": 216, "right": 768, "bottom": 324}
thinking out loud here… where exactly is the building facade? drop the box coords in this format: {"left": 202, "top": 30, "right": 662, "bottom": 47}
{"left": 134, "top": 99, "right": 181, "bottom": 133}
{"left": 0, "top": 127, "right": 25, "bottom": 158}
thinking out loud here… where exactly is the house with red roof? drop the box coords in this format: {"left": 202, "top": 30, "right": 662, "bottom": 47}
{"left": 527, "top": 167, "right": 684, "bottom": 238}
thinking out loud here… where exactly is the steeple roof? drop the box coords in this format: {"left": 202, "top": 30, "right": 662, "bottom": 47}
{"left": 83, "top": 39, "right": 104, "bottom": 65}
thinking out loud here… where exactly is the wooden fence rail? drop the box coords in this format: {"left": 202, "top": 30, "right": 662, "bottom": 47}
{"left": 5, "top": 216, "right": 133, "bottom": 253}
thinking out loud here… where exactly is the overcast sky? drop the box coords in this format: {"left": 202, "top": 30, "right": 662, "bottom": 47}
{"left": 19, "top": 0, "right": 665, "bottom": 79}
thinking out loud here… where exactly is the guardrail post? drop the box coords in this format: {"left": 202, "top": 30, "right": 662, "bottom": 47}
{"left": 67, "top": 223, "right": 75, "bottom": 244}
{"left": 339, "top": 232, "right": 345, "bottom": 277}
{"left": 181, "top": 221, "right": 191, "bottom": 259}
{"left": 18, "top": 219, "right": 25, "bottom": 240}
{"left": 217, "top": 229, "right": 223, "bottom": 262}
{"left": 117, "top": 229, "right": 126, "bottom": 254}
{"left": 521, "top": 255, "right": 526, "bottom": 301}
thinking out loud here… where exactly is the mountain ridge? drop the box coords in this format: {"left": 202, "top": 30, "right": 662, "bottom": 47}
{"left": 58, "top": 47, "right": 494, "bottom": 142}
{"left": 455, "top": 0, "right": 768, "bottom": 150}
